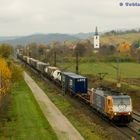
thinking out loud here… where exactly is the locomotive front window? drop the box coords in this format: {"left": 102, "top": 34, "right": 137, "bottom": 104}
{"left": 113, "top": 98, "right": 130, "bottom": 105}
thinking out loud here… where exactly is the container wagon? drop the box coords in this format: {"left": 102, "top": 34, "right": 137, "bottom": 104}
{"left": 23, "top": 56, "right": 28, "bottom": 62}
{"left": 30, "top": 58, "right": 38, "bottom": 68}
{"left": 62, "top": 72, "right": 88, "bottom": 94}
{"left": 36, "top": 61, "right": 50, "bottom": 73}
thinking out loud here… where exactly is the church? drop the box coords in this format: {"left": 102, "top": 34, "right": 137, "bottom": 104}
{"left": 93, "top": 26, "right": 100, "bottom": 53}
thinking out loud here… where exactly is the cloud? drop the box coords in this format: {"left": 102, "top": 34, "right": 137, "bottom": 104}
{"left": 0, "top": 0, "right": 140, "bottom": 35}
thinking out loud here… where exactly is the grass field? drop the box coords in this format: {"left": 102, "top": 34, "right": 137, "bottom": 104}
{"left": 28, "top": 70, "right": 111, "bottom": 140}
{"left": 58, "top": 62, "right": 140, "bottom": 79}
{"left": 101, "top": 32, "right": 140, "bottom": 44}
{"left": 0, "top": 80, "right": 58, "bottom": 140}
{"left": 58, "top": 62, "right": 140, "bottom": 112}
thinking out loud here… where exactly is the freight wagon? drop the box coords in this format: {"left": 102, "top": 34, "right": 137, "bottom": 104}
{"left": 30, "top": 58, "right": 38, "bottom": 68}
{"left": 26, "top": 56, "right": 30, "bottom": 64}
{"left": 17, "top": 53, "right": 133, "bottom": 124}
{"left": 52, "top": 70, "right": 61, "bottom": 81}
{"left": 17, "top": 53, "right": 23, "bottom": 60}
{"left": 62, "top": 72, "right": 88, "bottom": 94}
{"left": 46, "top": 66, "right": 59, "bottom": 78}
{"left": 36, "top": 61, "right": 50, "bottom": 73}
{"left": 23, "top": 56, "right": 28, "bottom": 62}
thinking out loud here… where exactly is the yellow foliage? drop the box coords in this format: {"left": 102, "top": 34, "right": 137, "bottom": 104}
{"left": 117, "top": 42, "right": 131, "bottom": 53}
{"left": 0, "top": 44, "right": 13, "bottom": 58}
{"left": 0, "top": 58, "right": 11, "bottom": 95}
{"left": 10, "top": 63, "right": 23, "bottom": 82}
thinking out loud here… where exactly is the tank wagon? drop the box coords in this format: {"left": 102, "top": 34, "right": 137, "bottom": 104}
{"left": 90, "top": 88, "right": 133, "bottom": 123}
{"left": 46, "top": 66, "right": 59, "bottom": 78}
{"left": 53, "top": 70, "right": 61, "bottom": 81}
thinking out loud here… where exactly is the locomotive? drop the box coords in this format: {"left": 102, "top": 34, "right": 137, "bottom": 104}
{"left": 90, "top": 87, "right": 133, "bottom": 124}
{"left": 17, "top": 53, "right": 133, "bottom": 124}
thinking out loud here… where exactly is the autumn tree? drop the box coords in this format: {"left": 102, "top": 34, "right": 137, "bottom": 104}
{"left": 37, "top": 44, "right": 49, "bottom": 61}
{"left": 117, "top": 42, "right": 131, "bottom": 54}
{"left": 132, "top": 40, "right": 140, "bottom": 49}
{"left": 9, "top": 62, "right": 23, "bottom": 83}
{"left": 75, "top": 43, "right": 86, "bottom": 57}
{"left": 81, "top": 40, "right": 93, "bottom": 56}
{"left": 24, "top": 43, "right": 49, "bottom": 61}
{"left": 0, "top": 44, "right": 13, "bottom": 58}
{"left": 26, "top": 43, "right": 38, "bottom": 58}
{"left": 99, "top": 44, "right": 116, "bottom": 55}
{"left": 0, "top": 58, "right": 11, "bottom": 96}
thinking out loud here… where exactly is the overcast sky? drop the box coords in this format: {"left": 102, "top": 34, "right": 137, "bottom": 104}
{"left": 0, "top": 0, "right": 140, "bottom": 36}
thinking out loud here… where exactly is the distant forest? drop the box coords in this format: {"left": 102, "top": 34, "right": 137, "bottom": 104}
{"left": 103, "top": 29, "right": 140, "bottom": 36}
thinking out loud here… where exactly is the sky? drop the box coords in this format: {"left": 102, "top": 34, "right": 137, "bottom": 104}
{"left": 0, "top": 0, "right": 140, "bottom": 36}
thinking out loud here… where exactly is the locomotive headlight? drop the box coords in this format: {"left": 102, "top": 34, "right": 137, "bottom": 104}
{"left": 128, "top": 112, "right": 131, "bottom": 115}
{"left": 114, "top": 112, "right": 117, "bottom": 115}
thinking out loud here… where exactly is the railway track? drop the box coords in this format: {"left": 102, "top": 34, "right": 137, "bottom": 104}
{"left": 62, "top": 88, "right": 140, "bottom": 140}
{"left": 77, "top": 91, "right": 140, "bottom": 140}
{"left": 74, "top": 94, "right": 140, "bottom": 140}
{"left": 113, "top": 124, "right": 139, "bottom": 140}
{"left": 133, "top": 111, "right": 140, "bottom": 123}
{"left": 20, "top": 60, "right": 140, "bottom": 140}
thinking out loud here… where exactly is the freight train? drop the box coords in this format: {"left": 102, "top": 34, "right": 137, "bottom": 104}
{"left": 17, "top": 53, "right": 133, "bottom": 124}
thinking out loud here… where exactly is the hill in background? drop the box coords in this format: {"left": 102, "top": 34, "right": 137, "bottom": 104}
{"left": 101, "top": 32, "right": 140, "bottom": 45}
{"left": 0, "top": 34, "right": 79, "bottom": 46}
{"left": 0, "top": 36, "right": 20, "bottom": 42}
{"left": 0, "top": 30, "right": 140, "bottom": 46}
{"left": 72, "top": 32, "right": 95, "bottom": 39}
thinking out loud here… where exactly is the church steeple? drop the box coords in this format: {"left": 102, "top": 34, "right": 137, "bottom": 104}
{"left": 93, "top": 26, "right": 100, "bottom": 50}
{"left": 95, "top": 26, "right": 98, "bottom": 35}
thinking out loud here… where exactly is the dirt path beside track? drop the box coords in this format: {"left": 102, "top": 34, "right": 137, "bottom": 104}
{"left": 24, "top": 72, "right": 84, "bottom": 140}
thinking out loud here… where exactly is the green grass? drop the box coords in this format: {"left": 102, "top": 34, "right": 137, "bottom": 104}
{"left": 28, "top": 71, "right": 110, "bottom": 140}
{"left": 0, "top": 80, "right": 58, "bottom": 140}
{"left": 58, "top": 62, "right": 140, "bottom": 79}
